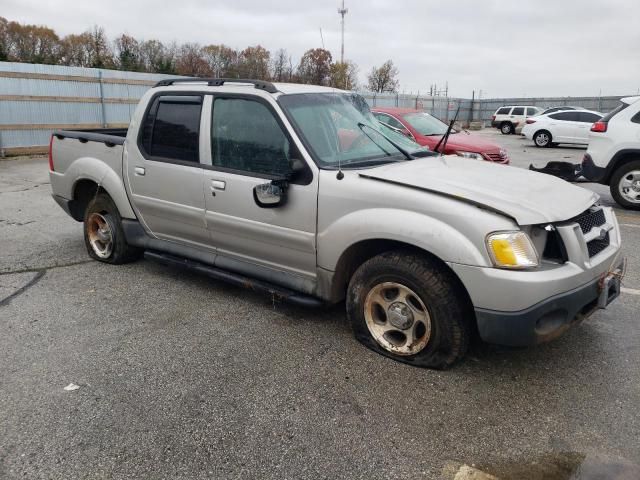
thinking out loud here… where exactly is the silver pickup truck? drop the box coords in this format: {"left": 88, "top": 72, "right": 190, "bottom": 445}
{"left": 49, "top": 78, "right": 624, "bottom": 368}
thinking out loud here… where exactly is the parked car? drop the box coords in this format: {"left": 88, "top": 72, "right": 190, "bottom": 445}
{"left": 49, "top": 78, "right": 623, "bottom": 368}
{"left": 582, "top": 96, "right": 640, "bottom": 210}
{"left": 491, "top": 105, "right": 543, "bottom": 134}
{"left": 540, "top": 106, "right": 585, "bottom": 115}
{"left": 372, "top": 107, "right": 509, "bottom": 163}
{"left": 522, "top": 109, "right": 603, "bottom": 148}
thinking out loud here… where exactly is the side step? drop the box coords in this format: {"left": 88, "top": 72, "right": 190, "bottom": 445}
{"left": 143, "top": 250, "right": 325, "bottom": 308}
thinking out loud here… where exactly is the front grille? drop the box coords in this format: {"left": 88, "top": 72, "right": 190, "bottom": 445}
{"left": 485, "top": 152, "right": 508, "bottom": 162}
{"left": 575, "top": 208, "right": 606, "bottom": 234}
{"left": 587, "top": 232, "right": 610, "bottom": 257}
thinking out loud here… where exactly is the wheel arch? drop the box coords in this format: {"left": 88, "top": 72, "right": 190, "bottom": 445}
{"left": 326, "top": 238, "right": 475, "bottom": 316}
{"left": 605, "top": 149, "right": 640, "bottom": 183}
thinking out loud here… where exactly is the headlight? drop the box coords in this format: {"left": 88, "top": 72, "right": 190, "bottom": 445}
{"left": 456, "top": 151, "right": 484, "bottom": 160}
{"left": 486, "top": 231, "right": 539, "bottom": 269}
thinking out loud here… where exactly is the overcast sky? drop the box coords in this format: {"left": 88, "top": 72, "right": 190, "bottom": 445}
{"left": 3, "top": 0, "right": 639, "bottom": 98}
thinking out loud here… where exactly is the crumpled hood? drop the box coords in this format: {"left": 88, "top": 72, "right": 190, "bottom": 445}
{"left": 359, "top": 156, "right": 598, "bottom": 225}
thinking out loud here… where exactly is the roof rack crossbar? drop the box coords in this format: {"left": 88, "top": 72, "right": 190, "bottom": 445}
{"left": 153, "top": 77, "right": 278, "bottom": 93}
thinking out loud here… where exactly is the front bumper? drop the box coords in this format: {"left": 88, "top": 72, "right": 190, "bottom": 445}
{"left": 474, "top": 262, "right": 623, "bottom": 346}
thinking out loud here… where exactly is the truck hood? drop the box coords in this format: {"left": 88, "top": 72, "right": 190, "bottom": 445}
{"left": 359, "top": 156, "right": 598, "bottom": 225}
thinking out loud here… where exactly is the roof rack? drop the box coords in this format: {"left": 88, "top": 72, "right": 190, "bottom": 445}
{"left": 153, "top": 78, "right": 279, "bottom": 93}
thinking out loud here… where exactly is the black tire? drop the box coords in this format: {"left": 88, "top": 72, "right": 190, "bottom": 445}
{"left": 610, "top": 160, "right": 640, "bottom": 210}
{"left": 346, "top": 250, "right": 471, "bottom": 369}
{"left": 83, "top": 192, "right": 142, "bottom": 264}
{"left": 533, "top": 130, "right": 552, "bottom": 148}
{"left": 500, "top": 122, "right": 513, "bottom": 135}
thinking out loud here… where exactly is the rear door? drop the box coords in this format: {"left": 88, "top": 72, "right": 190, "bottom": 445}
{"left": 201, "top": 94, "right": 318, "bottom": 281}
{"left": 576, "top": 112, "right": 602, "bottom": 143}
{"left": 125, "top": 93, "right": 210, "bottom": 249}
{"left": 547, "top": 111, "right": 579, "bottom": 142}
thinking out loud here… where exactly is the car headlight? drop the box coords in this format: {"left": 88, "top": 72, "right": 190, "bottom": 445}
{"left": 456, "top": 151, "right": 484, "bottom": 160}
{"left": 486, "top": 231, "right": 539, "bottom": 269}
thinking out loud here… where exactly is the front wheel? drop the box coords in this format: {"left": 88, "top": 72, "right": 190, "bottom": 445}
{"left": 346, "top": 251, "right": 471, "bottom": 369}
{"left": 610, "top": 160, "right": 640, "bottom": 210}
{"left": 83, "top": 192, "right": 141, "bottom": 264}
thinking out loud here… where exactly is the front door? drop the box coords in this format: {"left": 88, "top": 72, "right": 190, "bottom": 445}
{"left": 202, "top": 94, "right": 318, "bottom": 280}
{"left": 125, "top": 93, "right": 210, "bottom": 249}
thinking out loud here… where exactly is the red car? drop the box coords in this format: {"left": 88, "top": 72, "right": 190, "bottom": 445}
{"left": 371, "top": 107, "right": 510, "bottom": 164}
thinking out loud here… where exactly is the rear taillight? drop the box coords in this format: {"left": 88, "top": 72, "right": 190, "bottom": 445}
{"left": 591, "top": 121, "right": 607, "bottom": 133}
{"left": 48, "top": 135, "right": 54, "bottom": 171}
{"left": 491, "top": 115, "right": 496, "bottom": 121}
{"left": 525, "top": 119, "right": 536, "bottom": 124}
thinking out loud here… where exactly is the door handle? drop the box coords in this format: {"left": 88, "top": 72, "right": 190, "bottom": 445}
{"left": 134, "top": 167, "right": 145, "bottom": 176}
{"left": 211, "top": 180, "right": 226, "bottom": 191}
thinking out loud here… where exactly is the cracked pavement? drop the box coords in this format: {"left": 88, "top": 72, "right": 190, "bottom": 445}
{"left": 1, "top": 144, "right": 640, "bottom": 479}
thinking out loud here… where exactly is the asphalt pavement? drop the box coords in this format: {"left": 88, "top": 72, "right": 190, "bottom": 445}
{"left": 1, "top": 134, "right": 639, "bottom": 479}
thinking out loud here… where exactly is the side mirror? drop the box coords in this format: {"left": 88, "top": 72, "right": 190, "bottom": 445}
{"left": 253, "top": 179, "right": 288, "bottom": 208}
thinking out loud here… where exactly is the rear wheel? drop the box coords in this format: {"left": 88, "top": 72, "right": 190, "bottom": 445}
{"left": 346, "top": 251, "right": 471, "bottom": 369}
{"left": 500, "top": 122, "right": 513, "bottom": 135}
{"left": 534, "top": 130, "right": 552, "bottom": 148}
{"left": 610, "top": 160, "right": 640, "bottom": 210}
{"left": 83, "top": 192, "right": 141, "bottom": 264}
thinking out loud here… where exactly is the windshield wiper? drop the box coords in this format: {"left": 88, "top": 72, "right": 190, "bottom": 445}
{"left": 433, "top": 105, "right": 461, "bottom": 154}
{"left": 357, "top": 122, "right": 413, "bottom": 160}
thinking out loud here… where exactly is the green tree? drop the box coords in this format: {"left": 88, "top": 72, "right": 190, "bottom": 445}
{"left": 297, "top": 48, "right": 332, "bottom": 85}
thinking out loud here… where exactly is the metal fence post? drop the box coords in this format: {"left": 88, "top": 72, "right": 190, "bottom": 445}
{"left": 98, "top": 71, "right": 107, "bottom": 128}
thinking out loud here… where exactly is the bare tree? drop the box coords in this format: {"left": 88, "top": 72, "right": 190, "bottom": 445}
{"left": 237, "top": 45, "right": 270, "bottom": 79}
{"left": 271, "top": 48, "right": 292, "bottom": 82}
{"left": 367, "top": 60, "right": 399, "bottom": 93}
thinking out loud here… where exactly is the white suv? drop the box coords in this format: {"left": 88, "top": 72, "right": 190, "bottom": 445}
{"left": 491, "top": 105, "right": 543, "bottom": 135}
{"left": 582, "top": 96, "right": 640, "bottom": 210}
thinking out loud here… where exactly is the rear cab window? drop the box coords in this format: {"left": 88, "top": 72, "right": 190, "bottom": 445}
{"left": 139, "top": 94, "right": 203, "bottom": 163}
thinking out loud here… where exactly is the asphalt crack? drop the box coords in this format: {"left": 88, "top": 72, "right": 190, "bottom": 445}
{"left": 0, "top": 270, "right": 46, "bottom": 307}
{"left": 0, "top": 259, "right": 94, "bottom": 276}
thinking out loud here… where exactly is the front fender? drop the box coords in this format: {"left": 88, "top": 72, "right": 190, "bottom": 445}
{"left": 66, "top": 157, "right": 136, "bottom": 219}
{"left": 317, "top": 208, "right": 489, "bottom": 271}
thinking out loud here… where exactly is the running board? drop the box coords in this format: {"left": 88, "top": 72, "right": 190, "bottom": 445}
{"left": 143, "top": 250, "right": 325, "bottom": 308}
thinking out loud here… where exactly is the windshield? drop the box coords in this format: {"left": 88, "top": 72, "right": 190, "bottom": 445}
{"left": 278, "top": 93, "right": 411, "bottom": 168}
{"left": 401, "top": 112, "right": 451, "bottom": 136}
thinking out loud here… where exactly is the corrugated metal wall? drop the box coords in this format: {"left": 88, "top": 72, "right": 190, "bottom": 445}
{"left": 0, "top": 61, "right": 633, "bottom": 156}
{"left": 0, "top": 62, "right": 179, "bottom": 156}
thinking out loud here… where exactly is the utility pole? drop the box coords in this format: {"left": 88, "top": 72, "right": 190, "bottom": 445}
{"left": 338, "top": 0, "right": 348, "bottom": 63}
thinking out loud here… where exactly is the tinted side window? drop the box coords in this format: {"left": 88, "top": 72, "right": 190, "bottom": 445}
{"left": 141, "top": 95, "right": 202, "bottom": 162}
{"left": 549, "top": 112, "right": 579, "bottom": 121}
{"left": 496, "top": 107, "right": 511, "bottom": 115}
{"left": 511, "top": 107, "right": 525, "bottom": 115}
{"left": 578, "top": 112, "right": 602, "bottom": 123}
{"left": 632, "top": 111, "right": 640, "bottom": 124}
{"left": 212, "top": 97, "right": 292, "bottom": 176}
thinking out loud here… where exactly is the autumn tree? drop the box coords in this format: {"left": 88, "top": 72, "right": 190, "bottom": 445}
{"left": 329, "top": 61, "right": 358, "bottom": 90}
{"left": 0, "top": 17, "right": 9, "bottom": 61}
{"left": 114, "top": 34, "right": 142, "bottom": 71}
{"left": 59, "top": 33, "right": 93, "bottom": 66}
{"left": 237, "top": 45, "right": 270, "bottom": 79}
{"left": 86, "top": 26, "right": 114, "bottom": 68}
{"left": 367, "top": 60, "right": 399, "bottom": 93}
{"left": 202, "top": 44, "right": 238, "bottom": 77}
{"left": 297, "top": 48, "right": 332, "bottom": 85}
{"left": 176, "top": 43, "right": 211, "bottom": 76}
